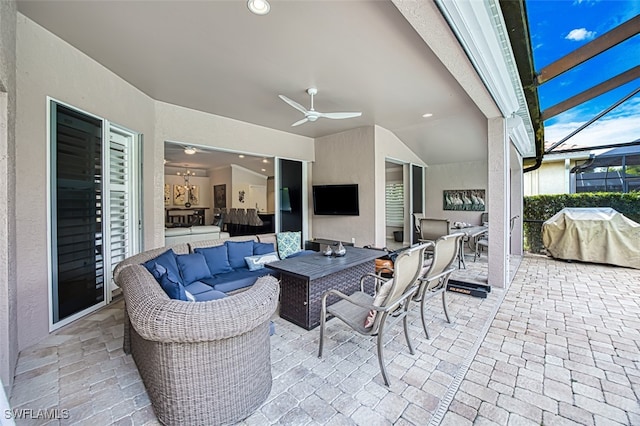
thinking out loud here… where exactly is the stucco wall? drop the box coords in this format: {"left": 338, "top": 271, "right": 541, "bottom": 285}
{"left": 14, "top": 15, "right": 316, "bottom": 351}
{"left": 524, "top": 159, "right": 575, "bottom": 196}
{"left": 424, "top": 160, "right": 488, "bottom": 225}
{"left": 0, "top": 0, "right": 17, "bottom": 393}
{"left": 313, "top": 127, "right": 376, "bottom": 247}
{"left": 374, "top": 125, "right": 425, "bottom": 247}
{"left": 16, "top": 15, "right": 156, "bottom": 350}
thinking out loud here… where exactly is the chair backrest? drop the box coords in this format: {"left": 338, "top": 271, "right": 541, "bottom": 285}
{"left": 247, "top": 209, "right": 264, "bottom": 226}
{"left": 421, "top": 233, "right": 463, "bottom": 291}
{"left": 481, "top": 212, "right": 489, "bottom": 224}
{"left": 378, "top": 244, "right": 427, "bottom": 310}
{"left": 419, "top": 218, "right": 450, "bottom": 241}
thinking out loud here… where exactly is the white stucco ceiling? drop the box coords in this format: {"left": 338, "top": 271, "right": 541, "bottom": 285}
{"left": 17, "top": 0, "right": 489, "bottom": 166}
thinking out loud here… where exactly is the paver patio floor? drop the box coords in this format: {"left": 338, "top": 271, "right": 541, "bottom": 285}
{"left": 9, "top": 254, "right": 640, "bottom": 425}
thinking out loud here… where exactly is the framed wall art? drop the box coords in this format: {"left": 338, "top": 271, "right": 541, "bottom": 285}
{"left": 443, "top": 189, "right": 485, "bottom": 211}
{"left": 173, "top": 185, "right": 187, "bottom": 206}
{"left": 164, "top": 184, "right": 171, "bottom": 205}
{"left": 213, "top": 184, "right": 226, "bottom": 208}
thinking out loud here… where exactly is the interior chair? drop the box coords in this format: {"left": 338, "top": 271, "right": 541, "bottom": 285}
{"left": 318, "top": 243, "right": 427, "bottom": 386}
{"left": 415, "top": 233, "right": 464, "bottom": 339}
{"left": 418, "top": 218, "right": 451, "bottom": 256}
{"left": 237, "top": 208, "right": 249, "bottom": 235}
{"left": 246, "top": 208, "right": 263, "bottom": 233}
{"left": 474, "top": 215, "right": 518, "bottom": 261}
{"left": 227, "top": 208, "right": 238, "bottom": 235}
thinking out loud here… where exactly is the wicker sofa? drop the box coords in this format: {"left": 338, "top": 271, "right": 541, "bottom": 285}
{"left": 113, "top": 241, "right": 280, "bottom": 425}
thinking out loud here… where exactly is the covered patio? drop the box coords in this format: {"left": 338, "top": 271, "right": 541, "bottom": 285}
{"left": 9, "top": 254, "right": 639, "bottom": 425}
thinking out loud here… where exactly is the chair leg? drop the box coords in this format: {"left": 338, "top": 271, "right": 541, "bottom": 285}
{"left": 376, "top": 315, "right": 391, "bottom": 387}
{"left": 441, "top": 289, "right": 451, "bottom": 323}
{"left": 318, "top": 305, "right": 326, "bottom": 358}
{"left": 420, "top": 292, "right": 430, "bottom": 340}
{"left": 402, "top": 305, "right": 414, "bottom": 355}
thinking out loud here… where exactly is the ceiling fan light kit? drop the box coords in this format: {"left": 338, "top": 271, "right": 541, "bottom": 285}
{"left": 279, "top": 88, "right": 362, "bottom": 127}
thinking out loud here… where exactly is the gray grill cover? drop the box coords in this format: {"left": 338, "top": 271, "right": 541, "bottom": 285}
{"left": 542, "top": 207, "right": 640, "bottom": 269}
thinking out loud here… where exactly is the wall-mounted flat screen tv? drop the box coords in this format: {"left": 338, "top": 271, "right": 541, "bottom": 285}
{"left": 312, "top": 184, "right": 359, "bottom": 216}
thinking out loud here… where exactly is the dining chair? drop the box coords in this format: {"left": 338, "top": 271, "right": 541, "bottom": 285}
{"left": 418, "top": 218, "right": 450, "bottom": 257}
{"left": 474, "top": 215, "right": 518, "bottom": 261}
{"left": 318, "top": 243, "right": 427, "bottom": 386}
{"left": 415, "top": 233, "right": 464, "bottom": 339}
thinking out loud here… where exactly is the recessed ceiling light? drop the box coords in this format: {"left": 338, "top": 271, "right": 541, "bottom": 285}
{"left": 239, "top": 154, "right": 245, "bottom": 158}
{"left": 184, "top": 146, "right": 196, "bottom": 155}
{"left": 261, "top": 168, "right": 266, "bottom": 172}
{"left": 262, "top": 158, "right": 268, "bottom": 163}
{"left": 422, "top": 113, "right": 433, "bottom": 118}
{"left": 247, "top": 0, "right": 270, "bottom": 15}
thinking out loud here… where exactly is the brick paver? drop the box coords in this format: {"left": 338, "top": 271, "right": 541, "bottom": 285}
{"left": 9, "top": 254, "right": 640, "bottom": 425}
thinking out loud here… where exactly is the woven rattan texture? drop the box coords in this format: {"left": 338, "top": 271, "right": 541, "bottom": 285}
{"left": 116, "top": 260, "right": 279, "bottom": 424}
{"left": 279, "top": 260, "right": 374, "bottom": 330}
{"left": 130, "top": 321, "right": 272, "bottom": 425}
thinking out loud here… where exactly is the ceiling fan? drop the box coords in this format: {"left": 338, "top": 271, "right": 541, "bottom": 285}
{"left": 279, "top": 88, "right": 362, "bottom": 127}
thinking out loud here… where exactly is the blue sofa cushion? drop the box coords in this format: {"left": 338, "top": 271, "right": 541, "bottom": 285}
{"left": 153, "top": 264, "right": 187, "bottom": 301}
{"left": 143, "top": 249, "right": 182, "bottom": 284}
{"left": 195, "top": 246, "right": 233, "bottom": 275}
{"left": 184, "top": 280, "right": 216, "bottom": 295}
{"left": 201, "top": 268, "right": 270, "bottom": 293}
{"left": 225, "top": 240, "right": 254, "bottom": 269}
{"left": 253, "top": 242, "right": 275, "bottom": 255}
{"left": 245, "top": 252, "right": 279, "bottom": 271}
{"left": 176, "top": 253, "right": 212, "bottom": 284}
{"left": 193, "top": 290, "right": 228, "bottom": 302}
{"left": 276, "top": 231, "right": 301, "bottom": 259}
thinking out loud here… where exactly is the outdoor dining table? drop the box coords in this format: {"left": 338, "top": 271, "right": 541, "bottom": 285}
{"left": 449, "top": 224, "right": 488, "bottom": 269}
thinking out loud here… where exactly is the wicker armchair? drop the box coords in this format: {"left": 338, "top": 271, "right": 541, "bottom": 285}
{"left": 115, "top": 263, "right": 279, "bottom": 425}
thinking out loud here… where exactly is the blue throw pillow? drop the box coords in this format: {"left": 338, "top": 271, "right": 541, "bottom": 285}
{"left": 253, "top": 242, "right": 275, "bottom": 255}
{"left": 154, "top": 264, "right": 188, "bottom": 301}
{"left": 194, "top": 246, "right": 233, "bottom": 275}
{"left": 225, "top": 240, "right": 255, "bottom": 269}
{"left": 244, "top": 252, "right": 279, "bottom": 271}
{"left": 143, "top": 249, "right": 182, "bottom": 284}
{"left": 175, "top": 253, "right": 212, "bottom": 284}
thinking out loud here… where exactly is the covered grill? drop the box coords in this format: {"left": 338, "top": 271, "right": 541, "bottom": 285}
{"left": 542, "top": 207, "right": 640, "bottom": 269}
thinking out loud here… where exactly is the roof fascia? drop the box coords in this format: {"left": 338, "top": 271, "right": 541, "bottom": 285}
{"left": 435, "top": 0, "right": 536, "bottom": 158}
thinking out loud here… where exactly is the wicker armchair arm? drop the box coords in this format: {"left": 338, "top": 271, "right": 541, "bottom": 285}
{"left": 118, "top": 265, "right": 280, "bottom": 343}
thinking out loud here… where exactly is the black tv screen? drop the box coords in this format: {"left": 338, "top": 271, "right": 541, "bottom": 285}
{"left": 313, "top": 184, "right": 359, "bottom": 216}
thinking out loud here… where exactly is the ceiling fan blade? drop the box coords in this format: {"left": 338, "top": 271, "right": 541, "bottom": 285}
{"left": 320, "top": 112, "right": 362, "bottom": 120}
{"left": 291, "top": 117, "right": 309, "bottom": 127}
{"left": 279, "top": 95, "right": 308, "bottom": 115}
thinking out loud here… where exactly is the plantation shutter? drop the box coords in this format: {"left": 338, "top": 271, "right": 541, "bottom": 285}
{"left": 105, "top": 128, "right": 137, "bottom": 291}
{"left": 385, "top": 182, "right": 404, "bottom": 227}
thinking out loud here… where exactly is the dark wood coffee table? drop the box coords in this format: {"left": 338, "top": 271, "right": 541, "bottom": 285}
{"left": 266, "top": 246, "right": 383, "bottom": 330}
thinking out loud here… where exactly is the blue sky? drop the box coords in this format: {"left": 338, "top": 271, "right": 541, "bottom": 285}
{"left": 526, "top": 0, "right": 640, "bottom": 149}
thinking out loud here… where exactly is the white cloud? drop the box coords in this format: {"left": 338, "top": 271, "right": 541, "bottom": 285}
{"left": 565, "top": 28, "right": 596, "bottom": 41}
{"left": 545, "top": 98, "right": 640, "bottom": 148}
